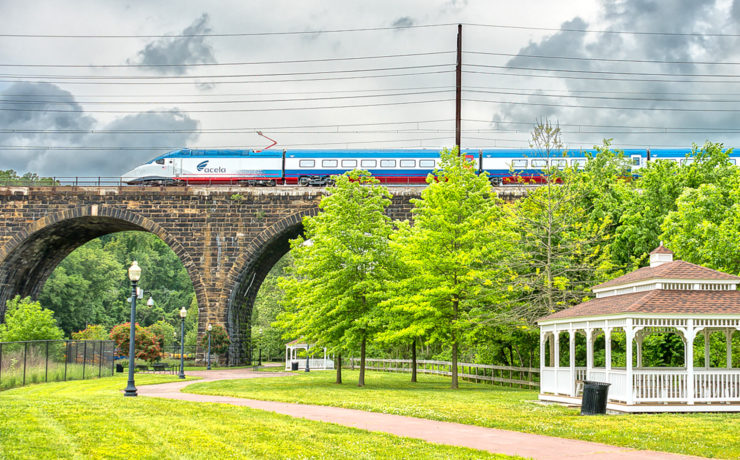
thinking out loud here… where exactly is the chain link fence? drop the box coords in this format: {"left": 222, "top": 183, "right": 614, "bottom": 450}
{"left": 0, "top": 340, "right": 116, "bottom": 391}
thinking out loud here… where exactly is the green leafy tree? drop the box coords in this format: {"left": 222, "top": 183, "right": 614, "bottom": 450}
{"left": 276, "top": 170, "right": 394, "bottom": 386}
{"left": 147, "top": 320, "right": 175, "bottom": 350}
{"left": 71, "top": 324, "right": 109, "bottom": 341}
{"left": 382, "top": 148, "right": 514, "bottom": 389}
{"left": 252, "top": 253, "right": 292, "bottom": 361}
{"left": 0, "top": 170, "right": 57, "bottom": 185}
{"left": 0, "top": 296, "right": 64, "bottom": 342}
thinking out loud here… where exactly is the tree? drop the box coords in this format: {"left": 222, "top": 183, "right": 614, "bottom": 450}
{"left": 0, "top": 296, "right": 64, "bottom": 342}
{"left": 505, "top": 124, "right": 617, "bottom": 327}
{"left": 71, "top": 324, "right": 109, "bottom": 341}
{"left": 252, "top": 253, "right": 292, "bottom": 361}
{"left": 109, "top": 322, "right": 162, "bottom": 363}
{"left": 381, "top": 148, "right": 514, "bottom": 389}
{"left": 276, "top": 170, "right": 394, "bottom": 386}
{"left": 148, "top": 320, "right": 175, "bottom": 350}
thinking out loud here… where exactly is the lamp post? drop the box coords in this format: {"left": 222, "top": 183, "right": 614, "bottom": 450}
{"left": 207, "top": 323, "right": 212, "bottom": 371}
{"left": 124, "top": 261, "right": 141, "bottom": 397}
{"left": 305, "top": 344, "right": 310, "bottom": 373}
{"left": 178, "top": 306, "right": 187, "bottom": 379}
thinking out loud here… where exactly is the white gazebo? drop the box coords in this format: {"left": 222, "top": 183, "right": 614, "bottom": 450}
{"left": 285, "top": 339, "right": 334, "bottom": 371}
{"left": 538, "top": 245, "right": 740, "bottom": 412}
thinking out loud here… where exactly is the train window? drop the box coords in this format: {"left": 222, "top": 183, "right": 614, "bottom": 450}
{"left": 552, "top": 159, "right": 567, "bottom": 169}
{"left": 571, "top": 159, "right": 586, "bottom": 169}
{"left": 299, "top": 160, "right": 315, "bottom": 168}
{"left": 632, "top": 157, "right": 641, "bottom": 166}
{"left": 380, "top": 159, "right": 396, "bottom": 168}
{"left": 419, "top": 159, "right": 435, "bottom": 168}
{"left": 531, "top": 159, "right": 548, "bottom": 168}
{"left": 512, "top": 159, "right": 527, "bottom": 168}
{"left": 322, "top": 159, "right": 338, "bottom": 168}
{"left": 341, "top": 159, "right": 358, "bottom": 168}
{"left": 730, "top": 159, "right": 737, "bottom": 165}
{"left": 400, "top": 159, "right": 416, "bottom": 168}
{"left": 361, "top": 159, "right": 377, "bottom": 168}
{"left": 155, "top": 159, "right": 165, "bottom": 165}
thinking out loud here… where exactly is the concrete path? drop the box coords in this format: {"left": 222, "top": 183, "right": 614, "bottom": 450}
{"left": 138, "top": 368, "right": 700, "bottom": 459}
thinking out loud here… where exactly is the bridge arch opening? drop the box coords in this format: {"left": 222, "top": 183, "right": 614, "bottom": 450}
{"left": 0, "top": 209, "right": 205, "bottom": 332}
{"left": 226, "top": 210, "right": 314, "bottom": 365}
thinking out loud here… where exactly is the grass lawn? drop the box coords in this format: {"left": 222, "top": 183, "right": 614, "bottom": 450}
{"left": 185, "top": 370, "right": 740, "bottom": 459}
{"left": 0, "top": 374, "right": 511, "bottom": 459}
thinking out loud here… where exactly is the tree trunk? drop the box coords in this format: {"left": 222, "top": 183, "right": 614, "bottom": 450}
{"left": 451, "top": 340, "right": 459, "bottom": 389}
{"left": 358, "top": 335, "right": 366, "bottom": 387}
{"left": 411, "top": 339, "right": 417, "bottom": 383}
{"left": 336, "top": 353, "right": 342, "bottom": 384}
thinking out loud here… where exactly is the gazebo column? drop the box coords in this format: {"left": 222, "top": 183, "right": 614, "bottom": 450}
{"left": 727, "top": 329, "right": 734, "bottom": 369}
{"left": 604, "top": 327, "right": 612, "bottom": 381}
{"left": 686, "top": 320, "right": 697, "bottom": 405}
{"left": 553, "top": 329, "right": 560, "bottom": 392}
{"left": 585, "top": 328, "right": 593, "bottom": 380}
{"left": 635, "top": 334, "right": 644, "bottom": 368}
{"left": 703, "top": 329, "right": 710, "bottom": 369}
{"left": 569, "top": 329, "right": 576, "bottom": 397}
{"left": 625, "top": 320, "right": 635, "bottom": 405}
{"left": 539, "top": 330, "right": 546, "bottom": 370}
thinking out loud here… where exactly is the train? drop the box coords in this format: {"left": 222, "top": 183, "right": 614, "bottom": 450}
{"left": 120, "top": 148, "right": 738, "bottom": 186}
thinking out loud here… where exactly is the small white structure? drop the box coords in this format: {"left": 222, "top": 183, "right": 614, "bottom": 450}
{"left": 285, "top": 339, "right": 334, "bottom": 371}
{"left": 538, "top": 245, "right": 740, "bottom": 412}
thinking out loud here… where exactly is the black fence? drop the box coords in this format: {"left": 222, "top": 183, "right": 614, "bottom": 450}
{"left": 0, "top": 340, "right": 116, "bottom": 391}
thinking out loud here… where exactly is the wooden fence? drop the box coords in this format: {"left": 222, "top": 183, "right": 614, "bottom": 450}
{"left": 348, "top": 358, "right": 539, "bottom": 388}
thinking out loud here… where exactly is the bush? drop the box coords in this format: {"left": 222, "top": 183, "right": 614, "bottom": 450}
{"left": 0, "top": 296, "right": 64, "bottom": 342}
{"left": 147, "top": 321, "right": 175, "bottom": 350}
{"left": 109, "top": 323, "right": 162, "bottom": 363}
{"left": 199, "top": 325, "right": 231, "bottom": 354}
{"left": 71, "top": 324, "right": 109, "bottom": 341}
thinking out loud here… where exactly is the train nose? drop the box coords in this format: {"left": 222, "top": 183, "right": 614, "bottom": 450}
{"left": 120, "top": 166, "right": 143, "bottom": 183}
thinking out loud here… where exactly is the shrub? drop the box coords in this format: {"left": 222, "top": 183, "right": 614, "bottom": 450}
{"left": 71, "top": 324, "right": 109, "bottom": 341}
{"left": 109, "top": 323, "right": 162, "bottom": 363}
{"left": 0, "top": 296, "right": 64, "bottom": 342}
{"left": 199, "top": 325, "right": 231, "bottom": 354}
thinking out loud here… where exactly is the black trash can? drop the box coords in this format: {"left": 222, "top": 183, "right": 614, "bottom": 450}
{"left": 115, "top": 363, "right": 124, "bottom": 373}
{"left": 580, "top": 381, "right": 610, "bottom": 415}
{"left": 291, "top": 361, "right": 299, "bottom": 371}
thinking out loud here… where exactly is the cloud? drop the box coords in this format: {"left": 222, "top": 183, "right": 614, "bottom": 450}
{"left": 489, "top": 0, "right": 740, "bottom": 149}
{"left": 392, "top": 16, "right": 415, "bottom": 28}
{"left": 0, "top": 82, "right": 199, "bottom": 177}
{"left": 129, "top": 13, "right": 216, "bottom": 75}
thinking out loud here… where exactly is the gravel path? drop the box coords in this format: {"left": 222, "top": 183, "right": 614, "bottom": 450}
{"left": 138, "top": 368, "right": 700, "bottom": 459}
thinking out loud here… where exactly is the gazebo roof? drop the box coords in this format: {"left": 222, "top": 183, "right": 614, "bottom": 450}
{"left": 593, "top": 260, "right": 739, "bottom": 290}
{"left": 539, "top": 290, "right": 740, "bottom": 321}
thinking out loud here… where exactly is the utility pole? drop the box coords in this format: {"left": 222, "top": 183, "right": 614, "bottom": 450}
{"left": 455, "top": 23, "right": 462, "bottom": 153}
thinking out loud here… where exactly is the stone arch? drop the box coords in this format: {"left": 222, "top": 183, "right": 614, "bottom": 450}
{"left": 224, "top": 208, "right": 318, "bottom": 365}
{"left": 0, "top": 205, "right": 207, "bottom": 321}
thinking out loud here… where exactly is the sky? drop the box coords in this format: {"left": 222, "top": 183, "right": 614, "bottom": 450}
{"left": 2, "top": 0, "right": 740, "bottom": 177}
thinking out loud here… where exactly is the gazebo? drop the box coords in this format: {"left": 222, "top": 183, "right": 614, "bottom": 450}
{"left": 284, "top": 339, "right": 334, "bottom": 371}
{"left": 538, "top": 245, "right": 740, "bottom": 412}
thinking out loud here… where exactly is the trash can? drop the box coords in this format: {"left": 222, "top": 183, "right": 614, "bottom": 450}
{"left": 115, "top": 363, "right": 124, "bottom": 373}
{"left": 291, "top": 361, "right": 299, "bottom": 371}
{"left": 581, "top": 381, "right": 610, "bottom": 415}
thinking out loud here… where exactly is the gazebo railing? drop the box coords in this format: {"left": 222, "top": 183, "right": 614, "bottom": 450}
{"left": 633, "top": 369, "right": 687, "bottom": 402}
{"left": 694, "top": 369, "right": 740, "bottom": 402}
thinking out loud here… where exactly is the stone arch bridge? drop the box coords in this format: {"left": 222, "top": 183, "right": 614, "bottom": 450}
{"left": 0, "top": 185, "right": 525, "bottom": 364}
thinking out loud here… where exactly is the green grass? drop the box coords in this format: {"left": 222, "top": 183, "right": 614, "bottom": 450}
{"left": 0, "top": 374, "right": 511, "bottom": 459}
{"left": 185, "top": 370, "right": 740, "bottom": 459}
{"left": 1, "top": 362, "right": 114, "bottom": 391}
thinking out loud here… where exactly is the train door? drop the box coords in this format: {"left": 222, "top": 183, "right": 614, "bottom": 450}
{"left": 630, "top": 154, "right": 643, "bottom": 171}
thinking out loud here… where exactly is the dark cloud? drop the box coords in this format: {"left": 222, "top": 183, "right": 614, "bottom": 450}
{"left": 129, "top": 13, "right": 216, "bottom": 75}
{"left": 490, "top": 0, "right": 740, "bottom": 149}
{"left": 733, "top": 0, "right": 740, "bottom": 23}
{"left": 0, "top": 82, "right": 198, "bottom": 177}
{"left": 392, "top": 16, "right": 415, "bottom": 28}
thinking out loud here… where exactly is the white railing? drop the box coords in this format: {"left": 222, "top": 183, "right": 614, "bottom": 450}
{"left": 694, "top": 370, "right": 740, "bottom": 402}
{"left": 541, "top": 368, "right": 557, "bottom": 393}
{"left": 286, "top": 358, "right": 334, "bottom": 371}
{"left": 609, "top": 370, "right": 628, "bottom": 402}
{"left": 556, "top": 369, "right": 572, "bottom": 394}
{"left": 633, "top": 370, "right": 687, "bottom": 402}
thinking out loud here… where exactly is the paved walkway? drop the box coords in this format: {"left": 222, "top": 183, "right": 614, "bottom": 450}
{"left": 138, "top": 368, "right": 700, "bottom": 459}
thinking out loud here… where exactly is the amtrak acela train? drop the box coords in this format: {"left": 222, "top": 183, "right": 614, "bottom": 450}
{"left": 120, "top": 148, "right": 738, "bottom": 186}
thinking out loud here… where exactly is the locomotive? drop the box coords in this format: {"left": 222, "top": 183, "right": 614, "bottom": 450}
{"left": 120, "top": 147, "right": 736, "bottom": 186}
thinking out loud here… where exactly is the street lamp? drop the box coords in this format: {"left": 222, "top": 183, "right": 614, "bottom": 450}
{"left": 124, "top": 261, "right": 141, "bottom": 397}
{"left": 146, "top": 296, "right": 154, "bottom": 307}
{"left": 207, "top": 323, "right": 212, "bottom": 371}
{"left": 178, "top": 306, "right": 187, "bottom": 379}
{"left": 305, "top": 343, "right": 310, "bottom": 373}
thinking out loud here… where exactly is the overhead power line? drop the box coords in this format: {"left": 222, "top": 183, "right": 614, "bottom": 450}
{"left": 466, "top": 63, "right": 740, "bottom": 79}
{"left": 464, "top": 22, "right": 740, "bottom": 38}
{"left": 464, "top": 97, "right": 740, "bottom": 112}
{"left": 465, "top": 69, "right": 740, "bottom": 84}
{"left": 466, "top": 50, "right": 740, "bottom": 66}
